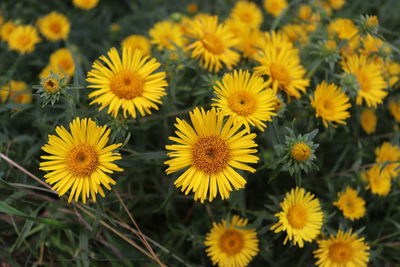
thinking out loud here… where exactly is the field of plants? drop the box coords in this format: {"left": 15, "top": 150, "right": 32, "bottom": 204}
{"left": 1, "top": 0, "right": 400, "bottom": 266}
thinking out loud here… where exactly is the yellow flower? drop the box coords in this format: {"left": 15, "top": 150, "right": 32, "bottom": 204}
{"left": 282, "top": 24, "right": 309, "bottom": 44}
{"left": 263, "top": 0, "right": 288, "bottom": 17}
{"left": 333, "top": 187, "right": 366, "bottom": 220}
{"left": 361, "top": 34, "right": 383, "bottom": 55}
{"left": 121, "top": 34, "right": 151, "bottom": 57}
{"left": 36, "top": 12, "right": 70, "bottom": 41}
{"left": 110, "top": 23, "right": 121, "bottom": 32}
{"left": 365, "top": 165, "right": 391, "bottom": 196}
{"left": 324, "top": 40, "right": 337, "bottom": 51}
{"left": 42, "top": 77, "right": 60, "bottom": 93}
{"left": 291, "top": 142, "right": 311, "bottom": 162}
{"left": 0, "top": 21, "right": 16, "bottom": 41}
{"left": 360, "top": 109, "right": 377, "bottom": 134}
{"left": 375, "top": 142, "right": 400, "bottom": 179}
{"left": 212, "top": 69, "right": 277, "bottom": 132}
{"left": 224, "top": 18, "right": 248, "bottom": 39}
{"left": 297, "top": 5, "right": 320, "bottom": 32}
{"left": 186, "top": 15, "right": 240, "bottom": 72}
{"left": 186, "top": 3, "right": 198, "bottom": 14}
{"left": 389, "top": 100, "right": 400, "bottom": 122}
{"left": 271, "top": 187, "right": 324, "bottom": 248}
{"left": 327, "top": 0, "right": 346, "bottom": 10}
{"left": 365, "top": 15, "right": 379, "bottom": 29}
{"left": 328, "top": 18, "right": 358, "bottom": 40}
{"left": 164, "top": 107, "right": 259, "bottom": 203}
{"left": 7, "top": 25, "right": 41, "bottom": 54}
{"left": 49, "top": 48, "right": 76, "bottom": 77}
{"left": 230, "top": 1, "right": 263, "bottom": 29}
{"left": 87, "top": 47, "right": 167, "bottom": 118}
{"left": 149, "top": 20, "right": 186, "bottom": 51}
{"left": 0, "top": 80, "right": 32, "bottom": 104}
{"left": 39, "top": 65, "right": 67, "bottom": 80}
{"left": 236, "top": 29, "right": 264, "bottom": 59}
{"left": 254, "top": 33, "right": 309, "bottom": 99}
{"left": 40, "top": 118, "right": 123, "bottom": 203}
{"left": 72, "top": 0, "right": 99, "bottom": 10}
{"left": 385, "top": 60, "right": 400, "bottom": 87}
{"left": 204, "top": 215, "right": 259, "bottom": 267}
{"left": 310, "top": 82, "right": 351, "bottom": 127}
{"left": 314, "top": 230, "right": 370, "bottom": 267}
{"left": 341, "top": 54, "right": 387, "bottom": 107}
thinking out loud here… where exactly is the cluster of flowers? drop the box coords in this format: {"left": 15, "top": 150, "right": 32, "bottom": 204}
{"left": 1, "top": 0, "right": 400, "bottom": 266}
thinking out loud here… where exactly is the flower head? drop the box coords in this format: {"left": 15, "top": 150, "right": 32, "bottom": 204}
{"left": 204, "top": 215, "right": 259, "bottom": 267}
{"left": 360, "top": 109, "right": 377, "bottom": 134}
{"left": 164, "top": 107, "right": 259, "bottom": 202}
{"left": 230, "top": 1, "right": 263, "bottom": 29}
{"left": 40, "top": 118, "right": 123, "bottom": 203}
{"left": 365, "top": 165, "right": 391, "bottom": 196}
{"left": 0, "top": 80, "right": 32, "bottom": 104}
{"left": 271, "top": 187, "right": 324, "bottom": 248}
{"left": 87, "top": 47, "right": 168, "bottom": 118}
{"left": 0, "top": 21, "right": 16, "bottom": 41}
{"left": 375, "top": 142, "right": 400, "bottom": 179}
{"left": 121, "top": 34, "right": 151, "bottom": 57}
{"left": 7, "top": 25, "right": 41, "bottom": 54}
{"left": 149, "top": 20, "right": 186, "bottom": 51}
{"left": 73, "top": 0, "right": 99, "bottom": 9}
{"left": 36, "top": 12, "right": 70, "bottom": 41}
{"left": 333, "top": 187, "right": 366, "bottom": 220}
{"left": 389, "top": 100, "right": 400, "bottom": 122}
{"left": 263, "top": 0, "right": 288, "bottom": 17}
{"left": 49, "top": 48, "right": 76, "bottom": 77}
{"left": 327, "top": 0, "right": 346, "bottom": 10}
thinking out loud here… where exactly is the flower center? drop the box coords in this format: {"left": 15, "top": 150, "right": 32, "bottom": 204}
{"left": 270, "top": 63, "right": 291, "bottom": 86}
{"left": 59, "top": 58, "right": 73, "bottom": 71}
{"left": 239, "top": 12, "right": 252, "bottom": 23}
{"left": 219, "top": 230, "right": 244, "bottom": 255}
{"left": 50, "top": 22, "right": 62, "bottom": 34}
{"left": 287, "top": 204, "right": 308, "bottom": 229}
{"left": 291, "top": 142, "right": 311, "bottom": 162}
{"left": 355, "top": 71, "right": 371, "bottom": 92}
{"left": 43, "top": 78, "right": 60, "bottom": 93}
{"left": 228, "top": 91, "right": 257, "bottom": 116}
{"left": 18, "top": 35, "right": 31, "bottom": 46}
{"left": 67, "top": 144, "right": 98, "bottom": 177}
{"left": 110, "top": 70, "right": 144, "bottom": 100}
{"left": 329, "top": 242, "right": 353, "bottom": 263}
{"left": 192, "top": 135, "right": 231, "bottom": 174}
{"left": 202, "top": 33, "right": 225, "bottom": 55}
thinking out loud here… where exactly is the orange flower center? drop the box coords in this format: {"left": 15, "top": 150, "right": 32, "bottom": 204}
{"left": 355, "top": 71, "right": 371, "bottom": 92}
{"left": 219, "top": 230, "right": 244, "bottom": 255}
{"left": 50, "top": 22, "right": 62, "bottom": 34}
{"left": 18, "top": 35, "right": 31, "bottom": 46}
{"left": 270, "top": 63, "right": 291, "bottom": 86}
{"left": 329, "top": 242, "right": 353, "bottom": 263}
{"left": 287, "top": 204, "right": 308, "bottom": 229}
{"left": 291, "top": 142, "right": 311, "bottom": 162}
{"left": 202, "top": 33, "right": 224, "bottom": 55}
{"left": 43, "top": 78, "right": 60, "bottom": 93}
{"left": 192, "top": 135, "right": 230, "bottom": 174}
{"left": 228, "top": 91, "right": 257, "bottom": 116}
{"left": 59, "top": 58, "right": 73, "bottom": 71}
{"left": 110, "top": 70, "right": 144, "bottom": 100}
{"left": 67, "top": 144, "right": 98, "bottom": 177}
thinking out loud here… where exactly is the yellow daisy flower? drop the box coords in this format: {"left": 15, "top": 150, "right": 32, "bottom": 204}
{"left": 7, "top": 25, "right": 41, "bottom": 54}
{"left": 164, "top": 107, "right": 259, "bottom": 203}
{"left": 72, "top": 0, "right": 99, "bottom": 10}
{"left": 204, "top": 215, "right": 259, "bottom": 267}
{"left": 341, "top": 54, "right": 387, "bottom": 107}
{"left": 314, "top": 230, "right": 370, "bottom": 267}
{"left": 230, "top": 1, "right": 263, "bottom": 29}
{"left": 328, "top": 18, "right": 358, "bottom": 40}
{"left": 0, "top": 80, "right": 32, "bottom": 104}
{"left": 365, "top": 165, "right": 391, "bottom": 196}
{"left": 49, "top": 48, "right": 76, "bottom": 77}
{"left": 237, "top": 29, "right": 264, "bottom": 59}
{"left": 186, "top": 15, "right": 240, "bottom": 72}
{"left": 361, "top": 34, "right": 383, "bottom": 55}
{"left": 360, "top": 109, "right": 377, "bottom": 134}
{"left": 224, "top": 18, "right": 248, "bottom": 39}
{"left": 0, "top": 21, "right": 16, "bottom": 41}
{"left": 333, "top": 187, "right": 366, "bottom": 220}
{"left": 121, "top": 34, "right": 151, "bottom": 57}
{"left": 87, "top": 47, "right": 168, "bottom": 118}
{"left": 149, "top": 20, "right": 186, "bottom": 51}
{"left": 212, "top": 69, "right": 277, "bottom": 132}
{"left": 389, "top": 100, "right": 400, "bottom": 122}
{"left": 254, "top": 38, "right": 309, "bottom": 99}
{"left": 375, "top": 142, "right": 400, "bottom": 178}
{"left": 282, "top": 24, "right": 309, "bottom": 44}
{"left": 327, "top": 0, "right": 346, "bottom": 10}
{"left": 36, "top": 12, "right": 70, "bottom": 41}
{"left": 310, "top": 82, "right": 351, "bottom": 127}
{"left": 263, "top": 0, "right": 288, "bottom": 17}
{"left": 40, "top": 118, "right": 123, "bottom": 203}
{"left": 271, "top": 187, "right": 324, "bottom": 248}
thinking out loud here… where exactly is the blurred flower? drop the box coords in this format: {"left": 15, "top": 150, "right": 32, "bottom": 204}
{"left": 110, "top": 23, "right": 121, "bottom": 32}
{"left": 72, "top": 0, "right": 99, "bottom": 10}
{"left": 297, "top": 5, "right": 320, "bottom": 32}
{"left": 236, "top": 29, "right": 264, "bottom": 59}
{"left": 310, "top": 82, "right": 351, "bottom": 127}
{"left": 326, "top": 0, "right": 346, "bottom": 10}
{"left": 389, "top": 100, "right": 400, "bottom": 122}
{"left": 36, "top": 12, "right": 70, "bottom": 41}
{"left": 361, "top": 34, "right": 383, "bottom": 55}
{"left": 375, "top": 142, "right": 400, "bottom": 178}
{"left": 333, "top": 187, "right": 366, "bottom": 220}
{"left": 212, "top": 69, "right": 277, "bottom": 132}
{"left": 271, "top": 187, "right": 323, "bottom": 248}
{"left": 204, "top": 215, "right": 259, "bottom": 267}
{"left": 49, "top": 48, "right": 76, "bottom": 77}
{"left": 263, "top": 0, "right": 288, "bottom": 17}
{"left": 0, "top": 80, "right": 31, "bottom": 104}
{"left": 87, "top": 47, "right": 167, "bottom": 118}
{"left": 40, "top": 118, "right": 123, "bottom": 203}
{"left": 314, "top": 230, "right": 370, "bottom": 267}
{"left": 358, "top": 15, "right": 379, "bottom": 35}
{"left": 282, "top": 24, "right": 309, "bottom": 44}
{"left": 328, "top": 18, "right": 358, "bottom": 40}
{"left": 39, "top": 64, "right": 67, "bottom": 80}
{"left": 224, "top": 18, "right": 248, "bottom": 39}
{"left": 7, "top": 25, "right": 41, "bottom": 54}
{"left": 164, "top": 107, "right": 259, "bottom": 202}
{"left": 341, "top": 54, "right": 387, "bottom": 107}
{"left": 186, "top": 3, "right": 198, "bottom": 14}
{"left": 149, "top": 20, "right": 186, "bottom": 51}
{"left": 230, "top": 1, "right": 263, "bottom": 29}
{"left": 365, "top": 165, "right": 391, "bottom": 196}
{"left": 0, "top": 21, "right": 16, "bottom": 41}
{"left": 121, "top": 34, "right": 151, "bottom": 57}
{"left": 186, "top": 15, "right": 240, "bottom": 72}
{"left": 360, "top": 109, "right": 377, "bottom": 134}
{"left": 385, "top": 60, "right": 400, "bottom": 87}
